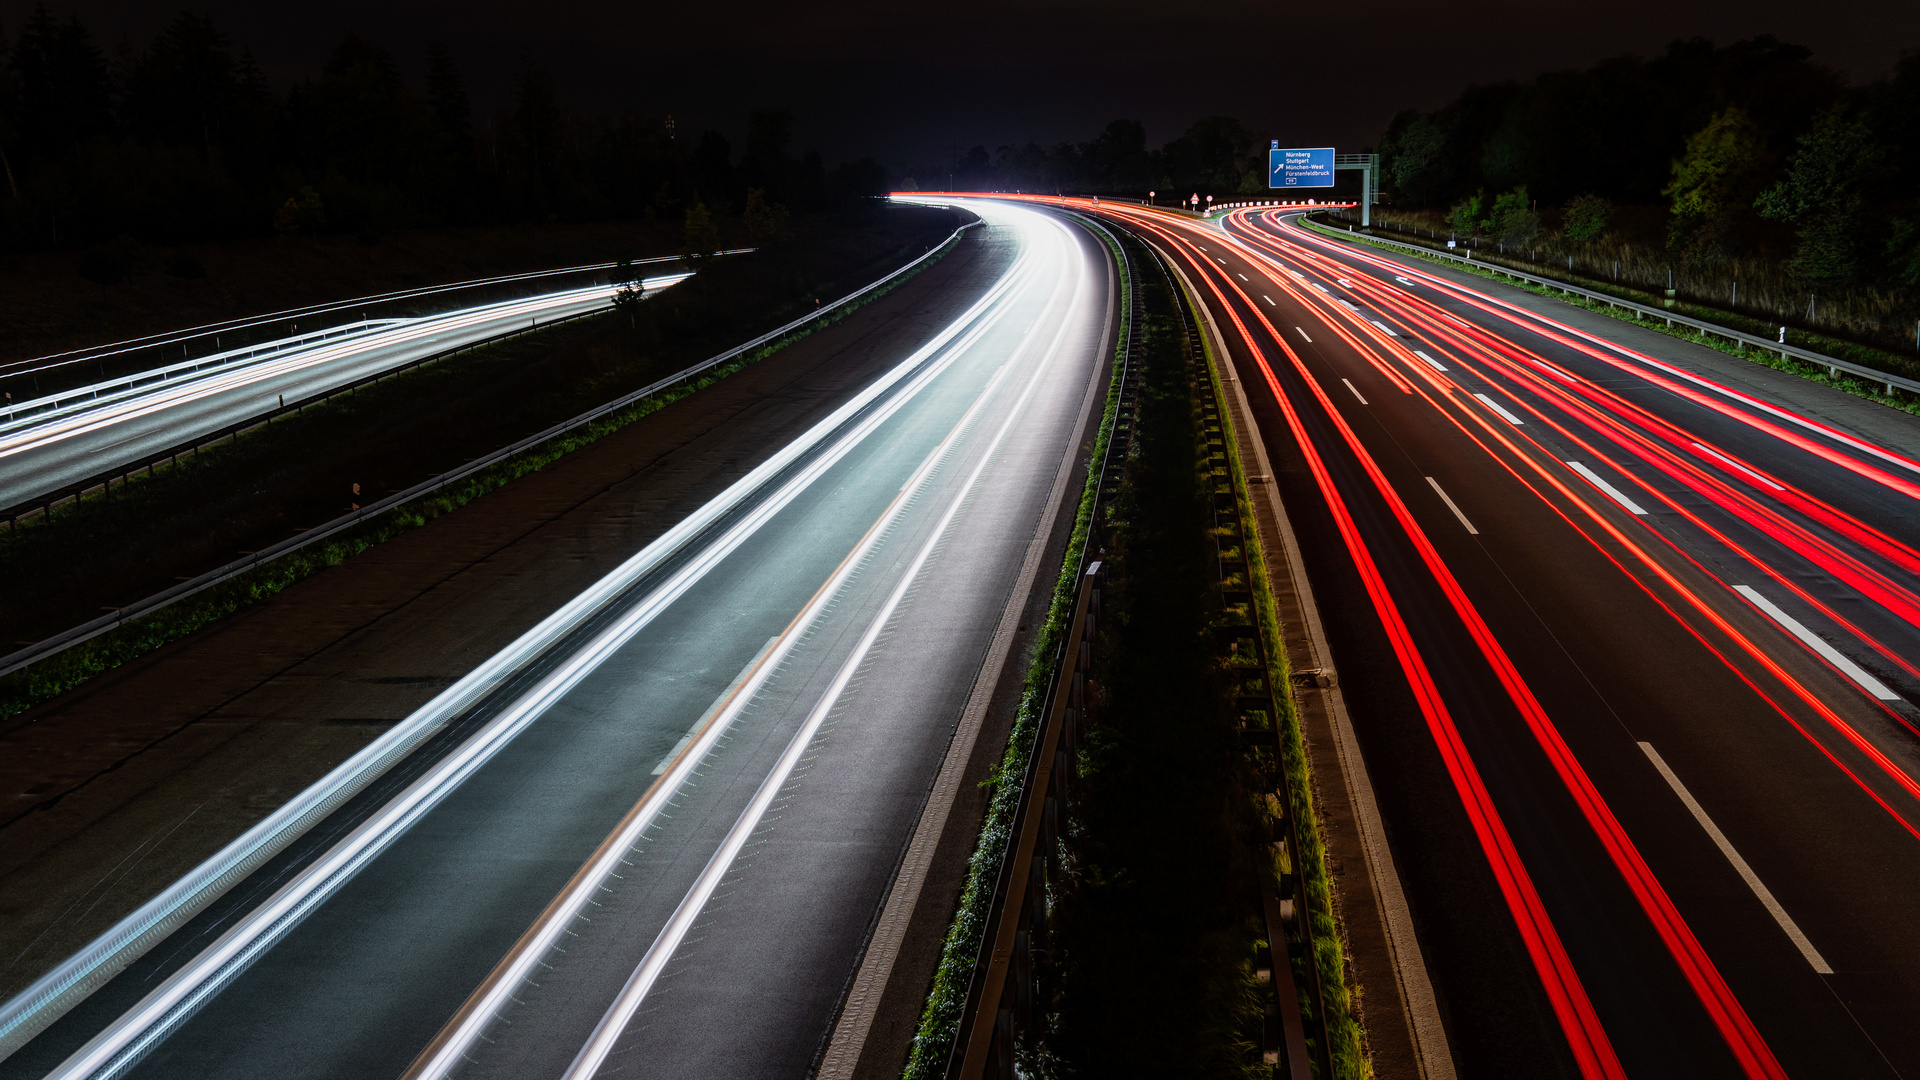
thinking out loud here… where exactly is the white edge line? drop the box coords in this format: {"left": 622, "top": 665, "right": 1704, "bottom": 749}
{"left": 1732, "top": 585, "right": 1900, "bottom": 701}
{"left": 1638, "top": 742, "right": 1834, "bottom": 974}
{"left": 560, "top": 220, "right": 1083, "bottom": 1080}
{"left": 21, "top": 216, "right": 1036, "bottom": 1080}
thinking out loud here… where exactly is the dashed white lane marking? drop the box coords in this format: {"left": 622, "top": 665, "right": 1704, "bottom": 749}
{"left": 1294, "top": 327, "right": 1313, "bottom": 344}
{"left": 1238, "top": 273, "right": 1249, "bottom": 282}
{"left": 1370, "top": 320, "right": 1400, "bottom": 337}
{"left": 1312, "top": 282, "right": 1332, "bottom": 294}
{"left": 1733, "top": 585, "right": 1901, "bottom": 701}
{"left": 1412, "top": 350, "right": 1447, "bottom": 372}
{"left": 1639, "top": 742, "right": 1835, "bottom": 974}
{"left": 1263, "top": 295, "right": 1276, "bottom": 306}
{"left": 1566, "top": 460, "right": 1649, "bottom": 515}
{"left": 1692, "top": 442, "right": 1784, "bottom": 491}
{"left": 1339, "top": 299, "right": 1361, "bottom": 312}
{"left": 1343, "top": 379, "right": 1368, "bottom": 405}
{"left": 1473, "top": 392, "right": 1524, "bottom": 425}
{"left": 1426, "top": 477, "right": 1478, "bottom": 534}
{"left": 1396, "top": 276, "right": 1416, "bottom": 287}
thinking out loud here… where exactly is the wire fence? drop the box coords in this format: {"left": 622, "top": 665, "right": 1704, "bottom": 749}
{"left": 1329, "top": 207, "right": 1920, "bottom": 357}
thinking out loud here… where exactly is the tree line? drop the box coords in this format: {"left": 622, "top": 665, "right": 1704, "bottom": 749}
{"left": 1373, "top": 36, "right": 1920, "bottom": 285}
{"left": 904, "top": 116, "right": 1286, "bottom": 202}
{"left": 0, "top": 6, "right": 887, "bottom": 254}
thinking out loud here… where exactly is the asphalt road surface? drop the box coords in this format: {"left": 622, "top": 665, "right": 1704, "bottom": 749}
{"left": 0, "top": 273, "right": 685, "bottom": 511}
{"left": 1078, "top": 199, "right": 1920, "bottom": 1080}
{"left": 0, "top": 199, "right": 1110, "bottom": 1080}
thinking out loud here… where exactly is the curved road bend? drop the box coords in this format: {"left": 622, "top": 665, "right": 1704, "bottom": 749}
{"left": 0, "top": 274, "right": 686, "bottom": 511}
{"left": 2, "top": 199, "right": 1111, "bottom": 1080}
{"left": 1077, "top": 199, "right": 1920, "bottom": 1079}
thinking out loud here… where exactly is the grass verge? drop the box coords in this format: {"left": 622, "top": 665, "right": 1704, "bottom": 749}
{"left": 1301, "top": 215, "right": 1920, "bottom": 419}
{"left": 0, "top": 210, "right": 967, "bottom": 725}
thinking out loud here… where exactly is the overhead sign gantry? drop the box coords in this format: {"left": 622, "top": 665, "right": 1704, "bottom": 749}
{"left": 1269, "top": 141, "right": 1379, "bottom": 225}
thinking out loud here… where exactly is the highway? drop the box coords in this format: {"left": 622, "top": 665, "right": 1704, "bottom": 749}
{"left": 0, "top": 270, "right": 690, "bottom": 512}
{"left": 1060, "top": 199, "right": 1920, "bottom": 1078}
{"left": 0, "top": 198, "right": 1110, "bottom": 1080}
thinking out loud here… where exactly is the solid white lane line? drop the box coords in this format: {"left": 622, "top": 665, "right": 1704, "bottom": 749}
{"left": 1294, "top": 327, "right": 1313, "bottom": 344}
{"left": 1638, "top": 742, "right": 1834, "bottom": 974}
{"left": 1692, "top": 442, "right": 1784, "bottom": 491}
{"left": 1343, "top": 379, "right": 1368, "bottom": 405}
{"left": 30, "top": 213, "right": 1046, "bottom": 1080}
{"left": 1263, "top": 295, "right": 1276, "bottom": 307}
{"left": 1426, "top": 477, "right": 1478, "bottom": 535}
{"left": 1412, "top": 350, "right": 1447, "bottom": 372}
{"left": 1732, "top": 585, "right": 1901, "bottom": 701}
{"left": 1566, "top": 460, "right": 1648, "bottom": 515}
{"left": 561, "top": 244, "right": 1085, "bottom": 1080}
{"left": 1370, "top": 320, "right": 1401, "bottom": 337}
{"left": 1473, "top": 393, "right": 1525, "bottom": 425}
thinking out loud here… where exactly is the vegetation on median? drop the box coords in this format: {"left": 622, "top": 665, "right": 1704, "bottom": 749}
{"left": 906, "top": 226, "right": 1367, "bottom": 1079}
{"left": 902, "top": 222, "right": 1127, "bottom": 1080}
{"left": 1182, "top": 270, "right": 1367, "bottom": 1079}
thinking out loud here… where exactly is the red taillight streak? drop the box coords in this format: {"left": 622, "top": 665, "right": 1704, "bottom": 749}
{"left": 1154, "top": 222, "right": 1789, "bottom": 1080}
{"left": 1338, "top": 273, "right": 1920, "bottom": 686}
{"left": 1245, "top": 218, "right": 1920, "bottom": 582}
{"left": 1107, "top": 212, "right": 1629, "bottom": 1080}
{"left": 1228, "top": 214, "right": 1920, "bottom": 692}
{"left": 1223, "top": 209, "right": 1920, "bottom": 832}
{"left": 1256, "top": 212, "right": 1920, "bottom": 502}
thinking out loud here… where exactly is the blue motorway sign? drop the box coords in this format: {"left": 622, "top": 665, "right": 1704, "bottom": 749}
{"left": 1270, "top": 146, "right": 1335, "bottom": 188}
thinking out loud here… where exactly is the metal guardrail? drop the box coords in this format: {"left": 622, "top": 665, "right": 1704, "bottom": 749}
{"left": 0, "top": 222, "right": 977, "bottom": 685}
{"left": 944, "top": 210, "right": 1326, "bottom": 1079}
{"left": 1295, "top": 213, "right": 1920, "bottom": 396}
{"left": 2, "top": 277, "right": 687, "bottom": 526}
{"left": 0, "top": 253, "right": 754, "bottom": 402}
{"left": 1158, "top": 241, "right": 1328, "bottom": 1078}
{"left": 943, "top": 212, "right": 1138, "bottom": 1079}
{"left": 0, "top": 216, "right": 981, "bottom": 1068}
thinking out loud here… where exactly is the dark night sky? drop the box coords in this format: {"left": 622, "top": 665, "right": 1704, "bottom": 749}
{"left": 7, "top": 0, "right": 1918, "bottom": 168}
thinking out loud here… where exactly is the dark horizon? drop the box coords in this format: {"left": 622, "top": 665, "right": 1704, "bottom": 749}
{"left": 6, "top": 0, "right": 1915, "bottom": 169}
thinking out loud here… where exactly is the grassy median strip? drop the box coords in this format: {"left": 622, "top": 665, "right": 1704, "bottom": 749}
{"left": 906, "top": 226, "right": 1367, "bottom": 1078}
{"left": 1302, "top": 215, "right": 1920, "bottom": 420}
{"left": 902, "top": 222, "right": 1130, "bottom": 1080}
{"left": 0, "top": 209, "right": 965, "bottom": 725}
{"left": 1181, "top": 269, "right": 1367, "bottom": 1079}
